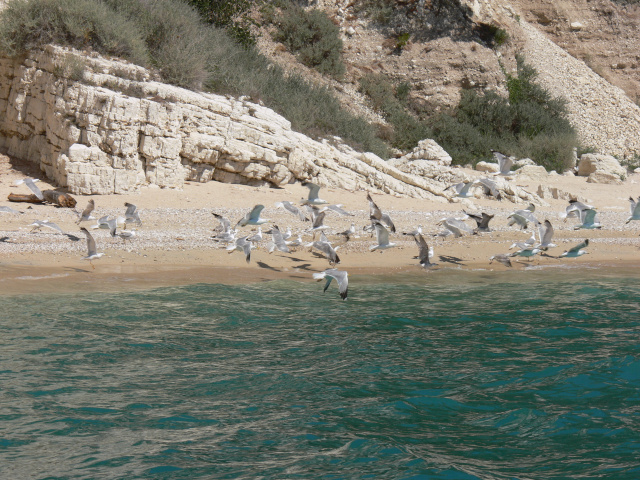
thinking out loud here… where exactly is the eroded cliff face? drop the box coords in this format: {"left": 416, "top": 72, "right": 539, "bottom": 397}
{"left": 0, "top": 45, "right": 459, "bottom": 199}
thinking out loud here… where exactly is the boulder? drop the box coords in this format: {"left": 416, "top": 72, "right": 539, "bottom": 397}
{"left": 577, "top": 154, "right": 626, "bottom": 180}
{"left": 515, "top": 165, "right": 548, "bottom": 180}
{"left": 475, "top": 161, "right": 499, "bottom": 173}
{"left": 587, "top": 171, "right": 623, "bottom": 185}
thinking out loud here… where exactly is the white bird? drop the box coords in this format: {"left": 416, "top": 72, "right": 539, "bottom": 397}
{"left": 309, "top": 231, "right": 340, "bottom": 265}
{"left": 212, "top": 212, "right": 236, "bottom": 242}
{"left": 507, "top": 203, "right": 538, "bottom": 230}
{"left": 574, "top": 208, "right": 602, "bottom": 230}
{"left": 266, "top": 225, "right": 290, "bottom": 254}
{"left": 492, "top": 150, "right": 514, "bottom": 175}
{"left": 536, "top": 220, "right": 556, "bottom": 250}
{"left": 246, "top": 226, "right": 263, "bottom": 243}
{"left": 286, "top": 234, "right": 303, "bottom": 248}
{"left": 559, "top": 239, "right": 589, "bottom": 258}
{"left": 446, "top": 181, "right": 476, "bottom": 198}
{"left": 117, "top": 229, "right": 137, "bottom": 242}
{"left": 509, "top": 232, "right": 536, "bottom": 250}
{"left": 339, "top": 222, "right": 357, "bottom": 241}
{"left": 367, "top": 193, "right": 396, "bottom": 233}
{"left": 414, "top": 233, "right": 437, "bottom": 268}
{"left": 403, "top": 225, "right": 423, "bottom": 237}
{"left": 80, "top": 227, "right": 104, "bottom": 269}
{"left": 370, "top": 221, "right": 397, "bottom": 251}
{"left": 15, "top": 178, "right": 44, "bottom": 200}
{"left": 437, "top": 216, "right": 474, "bottom": 238}
{"left": 307, "top": 206, "right": 330, "bottom": 236}
{"left": 227, "top": 236, "right": 253, "bottom": 263}
{"left": 626, "top": 196, "right": 640, "bottom": 224}
{"left": 29, "top": 219, "right": 65, "bottom": 234}
{"left": 464, "top": 211, "right": 494, "bottom": 232}
{"left": 326, "top": 204, "right": 354, "bottom": 216}
{"left": 0, "top": 206, "right": 21, "bottom": 214}
{"left": 124, "top": 202, "right": 142, "bottom": 226}
{"left": 510, "top": 247, "right": 541, "bottom": 261}
{"left": 561, "top": 199, "right": 594, "bottom": 222}
{"left": 275, "top": 201, "right": 309, "bottom": 222}
{"left": 236, "top": 205, "right": 269, "bottom": 228}
{"left": 313, "top": 268, "right": 348, "bottom": 300}
{"left": 475, "top": 177, "right": 502, "bottom": 200}
{"left": 76, "top": 199, "right": 95, "bottom": 224}
{"left": 489, "top": 253, "right": 513, "bottom": 267}
{"left": 300, "top": 182, "right": 329, "bottom": 205}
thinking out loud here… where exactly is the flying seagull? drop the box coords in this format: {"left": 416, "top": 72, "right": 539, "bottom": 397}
{"left": 370, "top": 221, "right": 397, "bottom": 251}
{"left": 574, "top": 208, "right": 601, "bottom": 230}
{"left": 15, "top": 178, "right": 44, "bottom": 200}
{"left": 309, "top": 231, "right": 340, "bottom": 265}
{"left": 536, "top": 220, "right": 556, "bottom": 250}
{"left": 80, "top": 227, "right": 104, "bottom": 269}
{"left": 510, "top": 246, "right": 541, "bottom": 262}
{"left": 475, "top": 177, "right": 502, "bottom": 200}
{"left": 626, "top": 196, "right": 640, "bottom": 224}
{"left": 492, "top": 150, "right": 514, "bottom": 176}
{"left": 236, "top": 205, "right": 269, "bottom": 228}
{"left": 489, "top": 253, "right": 513, "bottom": 267}
{"left": 437, "top": 216, "right": 474, "bottom": 238}
{"left": 124, "top": 202, "right": 142, "bottom": 226}
{"left": 446, "top": 181, "right": 476, "bottom": 198}
{"left": 275, "top": 201, "right": 309, "bottom": 222}
{"left": 367, "top": 193, "right": 396, "bottom": 233}
{"left": 507, "top": 203, "right": 538, "bottom": 230}
{"left": 561, "top": 199, "right": 594, "bottom": 222}
{"left": 212, "top": 212, "right": 236, "bottom": 242}
{"left": 29, "top": 219, "right": 65, "bottom": 234}
{"left": 464, "top": 210, "right": 494, "bottom": 233}
{"left": 266, "top": 225, "right": 290, "bottom": 254}
{"left": 301, "top": 182, "right": 329, "bottom": 205}
{"left": 559, "top": 239, "right": 589, "bottom": 258}
{"left": 414, "top": 233, "right": 437, "bottom": 268}
{"left": 227, "top": 236, "right": 253, "bottom": 263}
{"left": 76, "top": 199, "right": 95, "bottom": 224}
{"left": 312, "top": 268, "right": 348, "bottom": 300}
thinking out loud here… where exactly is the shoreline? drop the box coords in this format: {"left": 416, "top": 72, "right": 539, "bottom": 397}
{"left": 2, "top": 155, "right": 640, "bottom": 296}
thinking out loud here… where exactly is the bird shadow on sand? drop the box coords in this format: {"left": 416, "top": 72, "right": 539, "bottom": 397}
{"left": 292, "top": 263, "right": 312, "bottom": 271}
{"left": 0, "top": 236, "right": 10, "bottom": 243}
{"left": 65, "top": 234, "right": 81, "bottom": 242}
{"left": 64, "top": 267, "right": 93, "bottom": 273}
{"left": 438, "top": 255, "right": 466, "bottom": 266}
{"left": 257, "top": 261, "right": 281, "bottom": 272}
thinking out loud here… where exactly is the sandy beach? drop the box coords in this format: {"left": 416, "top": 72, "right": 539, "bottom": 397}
{"left": 2, "top": 154, "right": 640, "bottom": 294}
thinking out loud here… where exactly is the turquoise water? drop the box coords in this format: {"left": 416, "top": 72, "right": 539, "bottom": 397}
{"left": 1, "top": 271, "right": 640, "bottom": 479}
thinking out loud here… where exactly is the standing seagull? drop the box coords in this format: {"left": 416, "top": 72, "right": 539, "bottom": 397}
{"left": 312, "top": 269, "right": 348, "bottom": 300}
{"left": 559, "top": 239, "right": 589, "bottom": 258}
{"left": 626, "top": 196, "right": 640, "bottom": 224}
{"left": 15, "top": 178, "right": 44, "bottom": 200}
{"left": 76, "top": 199, "right": 96, "bottom": 224}
{"left": 510, "top": 246, "right": 541, "bottom": 262}
{"left": 414, "top": 233, "right": 437, "bottom": 268}
{"left": 489, "top": 254, "right": 513, "bottom": 267}
{"left": 367, "top": 193, "right": 396, "bottom": 233}
{"left": 370, "top": 221, "right": 397, "bottom": 251}
{"left": 236, "top": 205, "right": 270, "bottom": 228}
{"left": 80, "top": 227, "right": 104, "bottom": 269}
{"left": 301, "top": 182, "right": 329, "bottom": 206}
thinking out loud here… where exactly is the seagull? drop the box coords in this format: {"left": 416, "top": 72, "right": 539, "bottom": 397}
{"left": 326, "top": 204, "right": 354, "bottom": 216}
{"left": 246, "top": 226, "right": 263, "bottom": 243}
{"left": 338, "top": 223, "right": 357, "bottom": 241}
{"left": 117, "top": 228, "right": 137, "bottom": 242}
{"left": 265, "top": 225, "right": 290, "bottom": 253}
{"left": 29, "top": 219, "right": 65, "bottom": 234}
{"left": 370, "top": 221, "right": 397, "bottom": 251}
{"left": 437, "top": 216, "right": 474, "bottom": 238}
{"left": 574, "top": 208, "right": 602, "bottom": 230}
{"left": 236, "top": 205, "right": 269, "bottom": 228}
{"left": 536, "top": 220, "right": 556, "bottom": 250}
{"left": 275, "top": 201, "right": 309, "bottom": 222}
{"left": 489, "top": 253, "right": 513, "bottom": 267}
{"left": 285, "top": 234, "right": 303, "bottom": 248}
{"left": 124, "top": 202, "right": 142, "bottom": 226}
{"left": 80, "top": 227, "right": 104, "bottom": 269}
{"left": 227, "top": 236, "right": 253, "bottom": 263}
{"left": 367, "top": 193, "right": 396, "bottom": 233}
{"left": 509, "top": 232, "right": 537, "bottom": 250}
{"left": 559, "top": 239, "right": 589, "bottom": 258}
{"left": 475, "top": 177, "right": 502, "bottom": 200}
{"left": 212, "top": 213, "right": 236, "bottom": 243}
{"left": 626, "top": 196, "right": 640, "bottom": 224}
{"left": 561, "top": 199, "right": 594, "bottom": 222}
{"left": 307, "top": 206, "right": 330, "bottom": 236}
{"left": 510, "top": 246, "right": 541, "bottom": 261}
{"left": 507, "top": 203, "right": 538, "bottom": 230}
{"left": 312, "top": 268, "right": 348, "bottom": 300}
{"left": 414, "top": 233, "right": 437, "bottom": 268}
{"left": 76, "top": 199, "right": 96, "bottom": 224}
{"left": 15, "top": 178, "right": 44, "bottom": 200}
{"left": 492, "top": 150, "right": 514, "bottom": 175}
{"left": 446, "top": 181, "right": 476, "bottom": 198}
{"left": 310, "top": 231, "right": 340, "bottom": 265}
{"left": 464, "top": 210, "right": 494, "bottom": 233}
{"left": 403, "top": 225, "right": 423, "bottom": 237}
{"left": 301, "top": 182, "right": 329, "bottom": 205}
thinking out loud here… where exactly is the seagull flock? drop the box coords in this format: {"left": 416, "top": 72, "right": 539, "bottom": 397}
{"left": 4, "top": 175, "right": 640, "bottom": 300}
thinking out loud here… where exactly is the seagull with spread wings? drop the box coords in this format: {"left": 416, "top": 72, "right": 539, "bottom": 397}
{"left": 312, "top": 268, "right": 348, "bottom": 300}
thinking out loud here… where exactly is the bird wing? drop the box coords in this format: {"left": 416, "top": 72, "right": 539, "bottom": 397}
{"left": 568, "top": 239, "right": 589, "bottom": 253}
{"left": 327, "top": 204, "right": 353, "bottom": 216}
{"left": 305, "top": 183, "right": 322, "bottom": 201}
{"left": 249, "top": 205, "right": 265, "bottom": 221}
{"left": 81, "top": 227, "right": 97, "bottom": 255}
{"left": 312, "top": 210, "right": 327, "bottom": 229}
{"left": 17, "top": 178, "right": 44, "bottom": 200}
{"left": 124, "top": 202, "right": 137, "bottom": 216}
{"left": 367, "top": 193, "right": 382, "bottom": 220}
{"left": 380, "top": 213, "right": 396, "bottom": 233}
{"left": 414, "top": 234, "right": 431, "bottom": 265}
{"left": 270, "top": 225, "right": 290, "bottom": 253}
{"left": 479, "top": 213, "right": 494, "bottom": 229}
{"left": 374, "top": 221, "right": 390, "bottom": 245}
{"left": 447, "top": 218, "right": 473, "bottom": 235}
{"left": 582, "top": 208, "right": 597, "bottom": 225}
{"left": 541, "top": 220, "right": 554, "bottom": 245}
{"left": 81, "top": 200, "right": 95, "bottom": 217}
{"left": 631, "top": 196, "right": 640, "bottom": 216}
{"left": 213, "top": 213, "right": 231, "bottom": 233}
{"left": 327, "top": 269, "right": 348, "bottom": 299}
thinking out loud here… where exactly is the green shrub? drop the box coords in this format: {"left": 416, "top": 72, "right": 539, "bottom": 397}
{"left": 0, "top": 0, "right": 148, "bottom": 64}
{"left": 187, "top": 0, "right": 259, "bottom": 47}
{"left": 273, "top": 6, "right": 345, "bottom": 78}
{"left": 105, "top": 0, "right": 211, "bottom": 89}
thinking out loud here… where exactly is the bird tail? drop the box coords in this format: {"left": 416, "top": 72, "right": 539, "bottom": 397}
{"left": 312, "top": 272, "right": 326, "bottom": 281}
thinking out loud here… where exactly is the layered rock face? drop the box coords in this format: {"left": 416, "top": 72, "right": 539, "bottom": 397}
{"left": 0, "top": 46, "right": 452, "bottom": 200}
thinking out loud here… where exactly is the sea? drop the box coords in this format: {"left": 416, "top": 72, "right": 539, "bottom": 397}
{"left": 1, "top": 268, "right": 639, "bottom": 479}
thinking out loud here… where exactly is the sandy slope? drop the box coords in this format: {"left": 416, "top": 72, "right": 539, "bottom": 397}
{"left": 1, "top": 154, "right": 640, "bottom": 294}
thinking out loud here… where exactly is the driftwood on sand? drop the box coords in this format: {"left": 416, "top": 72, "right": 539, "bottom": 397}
{"left": 8, "top": 190, "right": 77, "bottom": 208}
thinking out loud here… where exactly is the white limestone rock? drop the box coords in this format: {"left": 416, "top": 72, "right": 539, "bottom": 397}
{"left": 578, "top": 153, "right": 626, "bottom": 181}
